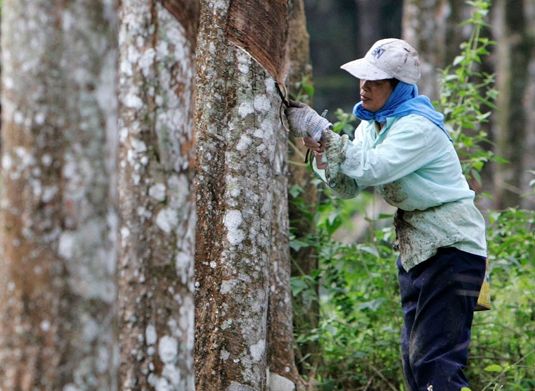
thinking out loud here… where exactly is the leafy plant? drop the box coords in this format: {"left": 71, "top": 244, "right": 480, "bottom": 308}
{"left": 436, "top": 0, "right": 498, "bottom": 184}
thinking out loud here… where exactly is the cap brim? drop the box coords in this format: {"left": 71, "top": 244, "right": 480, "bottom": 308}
{"left": 340, "top": 58, "right": 392, "bottom": 80}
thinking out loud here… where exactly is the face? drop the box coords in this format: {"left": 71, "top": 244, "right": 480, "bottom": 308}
{"left": 359, "top": 79, "right": 394, "bottom": 112}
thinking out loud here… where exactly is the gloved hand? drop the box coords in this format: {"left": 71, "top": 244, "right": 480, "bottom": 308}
{"left": 321, "top": 129, "right": 348, "bottom": 166}
{"left": 321, "top": 129, "right": 349, "bottom": 185}
{"left": 285, "top": 101, "right": 332, "bottom": 141}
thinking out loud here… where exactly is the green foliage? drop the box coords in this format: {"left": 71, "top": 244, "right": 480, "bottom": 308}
{"left": 290, "top": 0, "right": 535, "bottom": 389}
{"left": 292, "top": 74, "right": 315, "bottom": 105}
{"left": 436, "top": 0, "right": 497, "bottom": 184}
{"left": 468, "top": 209, "right": 535, "bottom": 390}
{"left": 291, "top": 183, "right": 404, "bottom": 390}
{"left": 331, "top": 109, "right": 357, "bottom": 138}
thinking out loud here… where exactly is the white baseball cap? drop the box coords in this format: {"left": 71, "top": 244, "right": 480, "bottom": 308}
{"left": 340, "top": 38, "right": 421, "bottom": 84}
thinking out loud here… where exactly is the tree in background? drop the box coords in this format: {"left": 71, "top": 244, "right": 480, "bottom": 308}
{"left": 0, "top": 1, "right": 118, "bottom": 389}
{"left": 492, "top": 0, "right": 535, "bottom": 209}
{"left": 117, "top": 0, "right": 198, "bottom": 389}
{"left": 268, "top": 0, "right": 310, "bottom": 388}
{"left": 285, "top": 0, "right": 323, "bottom": 382}
{"left": 402, "top": 0, "right": 469, "bottom": 100}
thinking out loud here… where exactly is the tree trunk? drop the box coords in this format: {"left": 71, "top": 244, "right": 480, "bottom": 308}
{"left": 194, "top": 1, "right": 286, "bottom": 389}
{"left": 265, "top": 3, "right": 310, "bottom": 384}
{"left": 117, "top": 1, "right": 198, "bottom": 389}
{"left": 355, "top": 0, "right": 383, "bottom": 55}
{"left": 523, "top": 0, "right": 535, "bottom": 210}
{"left": 354, "top": 0, "right": 402, "bottom": 56}
{"left": 402, "top": 0, "right": 468, "bottom": 100}
{"left": 492, "top": 0, "right": 533, "bottom": 208}
{"left": 402, "top": 0, "right": 450, "bottom": 100}
{"left": 0, "top": 1, "right": 118, "bottom": 389}
{"left": 268, "top": 120, "right": 300, "bottom": 391}
{"left": 285, "top": 0, "right": 322, "bottom": 383}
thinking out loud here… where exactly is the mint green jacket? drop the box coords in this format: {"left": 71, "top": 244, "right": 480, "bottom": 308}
{"left": 314, "top": 114, "right": 487, "bottom": 271}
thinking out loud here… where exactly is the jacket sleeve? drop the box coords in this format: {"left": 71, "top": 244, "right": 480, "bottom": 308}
{"left": 312, "top": 156, "right": 360, "bottom": 199}
{"left": 339, "top": 117, "right": 438, "bottom": 187}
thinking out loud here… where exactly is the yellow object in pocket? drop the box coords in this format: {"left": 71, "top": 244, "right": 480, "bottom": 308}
{"left": 475, "top": 260, "right": 491, "bottom": 311}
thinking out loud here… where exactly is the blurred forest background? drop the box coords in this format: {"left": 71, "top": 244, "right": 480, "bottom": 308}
{"left": 305, "top": 0, "right": 534, "bottom": 212}
{"left": 292, "top": 0, "right": 535, "bottom": 389}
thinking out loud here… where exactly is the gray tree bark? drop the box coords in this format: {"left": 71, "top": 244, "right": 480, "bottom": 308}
{"left": 117, "top": 1, "right": 198, "bottom": 389}
{"left": 402, "top": 0, "right": 468, "bottom": 100}
{"left": 194, "top": 0, "right": 287, "bottom": 389}
{"left": 0, "top": 1, "right": 119, "bottom": 389}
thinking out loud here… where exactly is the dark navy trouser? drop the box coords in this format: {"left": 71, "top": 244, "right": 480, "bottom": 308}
{"left": 397, "top": 247, "right": 486, "bottom": 391}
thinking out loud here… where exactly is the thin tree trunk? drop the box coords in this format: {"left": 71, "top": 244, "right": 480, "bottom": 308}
{"left": 0, "top": 1, "right": 118, "bottom": 389}
{"left": 117, "top": 1, "right": 198, "bottom": 389}
{"left": 285, "top": 0, "right": 321, "bottom": 383}
{"left": 194, "top": 0, "right": 285, "bottom": 389}
{"left": 402, "top": 0, "right": 471, "bottom": 101}
{"left": 402, "top": 0, "right": 451, "bottom": 100}
{"left": 523, "top": 0, "right": 535, "bottom": 210}
{"left": 492, "top": 0, "right": 532, "bottom": 208}
{"left": 267, "top": 5, "right": 305, "bottom": 384}
{"left": 268, "top": 124, "right": 300, "bottom": 391}
{"left": 355, "top": 0, "right": 383, "bottom": 55}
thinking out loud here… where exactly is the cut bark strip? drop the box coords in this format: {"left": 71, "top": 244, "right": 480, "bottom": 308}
{"left": 226, "top": 0, "right": 290, "bottom": 85}
{"left": 158, "top": 0, "right": 200, "bottom": 44}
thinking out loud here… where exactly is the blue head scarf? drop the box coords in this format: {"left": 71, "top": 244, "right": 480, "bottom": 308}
{"left": 353, "top": 81, "right": 450, "bottom": 139}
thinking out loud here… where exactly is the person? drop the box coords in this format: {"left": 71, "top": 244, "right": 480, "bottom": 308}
{"left": 285, "top": 38, "right": 488, "bottom": 391}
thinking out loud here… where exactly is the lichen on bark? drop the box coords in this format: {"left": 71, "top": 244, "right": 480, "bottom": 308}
{"left": 194, "top": 1, "right": 294, "bottom": 389}
{"left": 118, "top": 0, "right": 197, "bottom": 389}
{"left": 0, "top": 1, "right": 119, "bottom": 389}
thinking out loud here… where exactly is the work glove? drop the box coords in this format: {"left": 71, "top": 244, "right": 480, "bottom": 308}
{"left": 321, "top": 128, "right": 349, "bottom": 186}
{"left": 285, "top": 101, "right": 332, "bottom": 141}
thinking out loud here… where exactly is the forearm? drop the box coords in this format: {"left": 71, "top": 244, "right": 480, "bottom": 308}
{"left": 325, "top": 168, "right": 360, "bottom": 199}
{"left": 312, "top": 156, "right": 359, "bottom": 199}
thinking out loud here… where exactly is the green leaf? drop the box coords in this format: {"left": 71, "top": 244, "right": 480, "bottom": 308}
{"left": 359, "top": 245, "right": 379, "bottom": 257}
{"left": 302, "top": 83, "right": 315, "bottom": 99}
{"left": 289, "top": 184, "right": 303, "bottom": 199}
{"left": 484, "top": 364, "right": 503, "bottom": 372}
{"left": 453, "top": 55, "right": 465, "bottom": 66}
{"left": 290, "top": 239, "right": 310, "bottom": 251}
{"left": 290, "top": 277, "right": 308, "bottom": 295}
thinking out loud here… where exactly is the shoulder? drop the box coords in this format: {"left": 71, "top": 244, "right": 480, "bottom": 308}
{"left": 390, "top": 114, "right": 449, "bottom": 141}
{"left": 353, "top": 119, "right": 373, "bottom": 140}
{"left": 392, "top": 114, "right": 435, "bottom": 129}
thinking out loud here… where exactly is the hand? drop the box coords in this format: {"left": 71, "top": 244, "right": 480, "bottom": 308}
{"left": 285, "top": 101, "right": 332, "bottom": 141}
{"left": 303, "top": 136, "right": 327, "bottom": 168}
{"left": 303, "top": 136, "right": 324, "bottom": 153}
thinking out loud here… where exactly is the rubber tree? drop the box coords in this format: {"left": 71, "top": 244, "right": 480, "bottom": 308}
{"left": 0, "top": 1, "right": 119, "bottom": 389}
{"left": 117, "top": 0, "right": 198, "bottom": 389}
{"left": 267, "top": 1, "right": 309, "bottom": 388}
{"left": 193, "top": 0, "right": 298, "bottom": 389}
